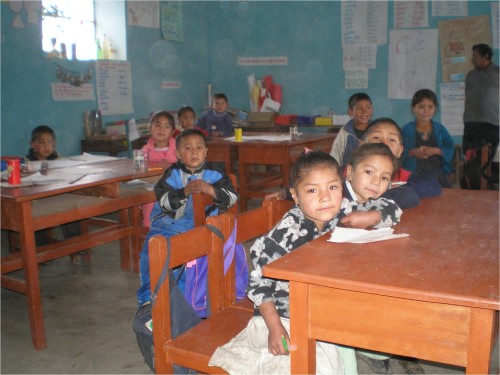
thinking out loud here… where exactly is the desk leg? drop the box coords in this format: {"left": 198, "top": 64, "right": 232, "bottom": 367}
{"left": 465, "top": 308, "right": 496, "bottom": 374}
{"left": 129, "top": 206, "right": 143, "bottom": 273}
{"left": 118, "top": 209, "right": 131, "bottom": 271}
{"left": 289, "top": 281, "right": 315, "bottom": 374}
{"left": 239, "top": 162, "right": 248, "bottom": 212}
{"left": 19, "top": 201, "right": 47, "bottom": 350}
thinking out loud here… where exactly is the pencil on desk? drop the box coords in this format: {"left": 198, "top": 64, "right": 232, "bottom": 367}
{"left": 68, "top": 174, "right": 87, "bottom": 184}
{"left": 148, "top": 167, "right": 163, "bottom": 171}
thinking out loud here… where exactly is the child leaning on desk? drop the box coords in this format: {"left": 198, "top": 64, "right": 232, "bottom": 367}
{"left": 136, "top": 128, "right": 238, "bottom": 309}
{"left": 24, "top": 125, "right": 81, "bottom": 247}
{"left": 140, "top": 111, "right": 178, "bottom": 227}
{"left": 209, "top": 150, "right": 402, "bottom": 375}
{"left": 196, "top": 92, "right": 233, "bottom": 137}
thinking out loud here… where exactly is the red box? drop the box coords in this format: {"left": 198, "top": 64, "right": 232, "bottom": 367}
{"left": 274, "top": 114, "right": 298, "bottom": 126}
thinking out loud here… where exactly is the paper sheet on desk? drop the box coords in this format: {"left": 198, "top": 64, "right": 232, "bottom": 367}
{"left": 224, "top": 134, "right": 294, "bottom": 142}
{"left": 328, "top": 227, "right": 409, "bottom": 243}
{"left": 30, "top": 153, "right": 119, "bottom": 170}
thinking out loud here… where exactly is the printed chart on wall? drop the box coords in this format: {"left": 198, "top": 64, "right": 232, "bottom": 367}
{"left": 95, "top": 61, "right": 134, "bottom": 115}
{"left": 438, "top": 15, "right": 492, "bottom": 83}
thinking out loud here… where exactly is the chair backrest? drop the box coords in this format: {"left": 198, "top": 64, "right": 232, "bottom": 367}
{"left": 148, "top": 214, "right": 227, "bottom": 351}
{"left": 192, "top": 173, "right": 238, "bottom": 226}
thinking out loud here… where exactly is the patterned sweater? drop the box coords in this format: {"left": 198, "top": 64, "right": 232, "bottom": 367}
{"left": 247, "top": 198, "right": 402, "bottom": 318}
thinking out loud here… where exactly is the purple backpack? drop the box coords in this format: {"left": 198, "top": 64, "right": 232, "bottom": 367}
{"left": 184, "top": 222, "right": 249, "bottom": 318}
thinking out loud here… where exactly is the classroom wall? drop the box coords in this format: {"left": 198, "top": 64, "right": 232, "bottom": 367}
{"left": 1, "top": 1, "right": 498, "bottom": 157}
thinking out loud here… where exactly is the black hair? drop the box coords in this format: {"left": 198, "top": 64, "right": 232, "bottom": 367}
{"left": 178, "top": 105, "right": 196, "bottom": 118}
{"left": 213, "top": 92, "right": 228, "bottom": 102}
{"left": 289, "top": 150, "right": 342, "bottom": 189}
{"left": 150, "top": 110, "right": 175, "bottom": 129}
{"left": 411, "top": 89, "right": 438, "bottom": 111}
{"left": 348, "top": 143, "right": 399, "bottom": 178}
{"left": 348, "top": 92, "right": 372, "bottom": 110}
{"left": 31, "top": 125, "right": 55, "bottom": 142}
{"left": 472, "top": 43, "right": 494, "bottom": 60}
{"left": 364, "top": 117, "right": 403, "bottom": 144}
{"left": 175, "top": 128, "right": 207, "bottom": 149}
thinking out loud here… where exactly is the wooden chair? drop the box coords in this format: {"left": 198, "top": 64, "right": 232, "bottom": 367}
{"left": 150, "top": 198, "right": 294, "bottom": 374}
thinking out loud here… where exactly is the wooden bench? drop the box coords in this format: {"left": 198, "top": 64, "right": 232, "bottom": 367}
{"left": 149, "top": 198, "right": 293, "bottom": 374}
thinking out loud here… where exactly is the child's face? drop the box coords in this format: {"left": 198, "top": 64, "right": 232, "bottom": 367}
{"left": 212, "top": 98, "right": 228, "bottom": 114}
{"left": 348, "top": 99, "right": 373, "bottom": 129}
{"left": 179, "top": 111, "right": 195, "bottom": 130}
{"left": 412, "top": 98, "right": 436, "bottom": 123}
{"left": 346, "top": 155, "right": 393, "bottom": 202}
{"left": 364, "top": 123, "right": 403, "bottom": 158}
{"left": 175, "top": 134, "right": 208, "bottom": 172}
{"left": 290, "top": 165, "right": 343, "bottom": 231}
{"left": 150, "top": 115, "right": 174, "bottom": 144}
{"left": 31, "top": 133, "right": 55, "bottom": 160}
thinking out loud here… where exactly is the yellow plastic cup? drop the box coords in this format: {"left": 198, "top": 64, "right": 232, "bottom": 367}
{"left": 234, "top": 128, "right": 243, "bottom": 142}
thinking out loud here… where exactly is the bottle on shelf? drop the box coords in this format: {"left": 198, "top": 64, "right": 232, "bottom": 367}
{"left": 96, "top": 37, "right": 103, "bottom": 60}
{"left": 102, "top": 34, "right": 110, "bottom": 60}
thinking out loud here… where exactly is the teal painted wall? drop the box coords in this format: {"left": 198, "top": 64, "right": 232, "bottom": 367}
{"left": 1, "top": 1, "right": 498, "bottom": 157}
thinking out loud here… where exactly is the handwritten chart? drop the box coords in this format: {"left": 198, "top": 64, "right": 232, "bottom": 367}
{"left": 96, "top": 61, "right": 133, "bottom": 115}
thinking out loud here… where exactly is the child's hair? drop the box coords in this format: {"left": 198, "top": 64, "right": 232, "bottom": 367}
{"left": 411, "top": 89, "right": 438, "bottom": 110}
{"left": 31, "top": 125, "right": 55, "bottom": 142}
{"left": 349, "top": 143, "right": 399, "bottom": 178}
{"left": 213, "top": 92, "right": 228, "bottom": 103}
{"left": 364, "top": 117, "right": 403, "bottom": 143}
{"left": 150, "top": 110, "right": 175, "bottom": 128}
{"left": 473, "top": 43, "right": 493, "bottom": 60}
{"left": 175, "top": 128, "right": 207, "bottom": 148}
{"left": 178, "top": 105, "right": 195, "bottom": 118}
{"left": 289, "top": 150, "right": 342, "bottom": 189}
{"left": 348, "top": 92, "right": 372, "bottom": 109}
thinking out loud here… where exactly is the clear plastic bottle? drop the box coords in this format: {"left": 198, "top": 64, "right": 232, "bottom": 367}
{"left": 102, "top": 34, "right": 110, "bottom": 60}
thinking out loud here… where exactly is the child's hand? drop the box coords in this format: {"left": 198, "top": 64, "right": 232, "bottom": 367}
{"left": 212, "top": 130, "right": 223, "bottom": 137}
{"left": 184, "top": 179, "right": 216, "bottom": 198}
{"left": 340, "top": 210, "right": 382, "bottom": 228}
{"left": 268, "top": 325, "right": 290, "bottom": 356}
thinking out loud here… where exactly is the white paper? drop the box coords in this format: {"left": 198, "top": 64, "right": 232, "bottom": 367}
{"left": 341, "top": 1, "right": 387, "bottom": 46}
{"left": 128, "top": 118, "right": 140, "bottom": 141}
{"left": 96, "top": 61, "right": 134, "bottom": 115}
{"left": 388, "top": 29, "right": 438, "bottom": 99}
{"left": 52, "top": 83, "right": 95, "bottom": 101}
{"left": 394, "top": 1, "right": 428, "bottom": 29}
{"left": 440, "top": 82, "right": 465, "bottom": 136}
{"left": 29, "top": 154, "right": 119, "bottom": 170}
{"left": 431, "top": 1, "right": 468, "bottom": 17}
{"left": 328, "top": 227, "right": 409, "bottom": 243}
{"left": 343, "top": 44, "right": 377, "bottom": 69}
{"left": 345, "top": 67, "right": 368, "bottom": 89}
{"left": 127, "top": 1, "right": 159, "bottom": 28}
{"left": 224, "top": 135, "right": 292, "bottom": 142}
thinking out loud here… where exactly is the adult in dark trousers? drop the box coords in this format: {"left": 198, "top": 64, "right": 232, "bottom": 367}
{"left": 462, "top": 43, "right": 499, "bottom": 189}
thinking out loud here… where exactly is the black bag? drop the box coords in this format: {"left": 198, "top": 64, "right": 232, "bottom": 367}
{"left": 133, "top": 238, "right": 201, "bottom": 374}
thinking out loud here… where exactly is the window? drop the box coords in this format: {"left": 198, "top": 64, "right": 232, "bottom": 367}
{"left": 42, "top": 0, "right": 96, "bottom": 60}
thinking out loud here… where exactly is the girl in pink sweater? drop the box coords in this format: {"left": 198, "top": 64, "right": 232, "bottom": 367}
{"left": 141, "top": 111, "right": 177, "bottom": 226}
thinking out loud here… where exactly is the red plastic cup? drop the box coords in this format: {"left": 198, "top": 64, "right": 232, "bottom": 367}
{"left": 7, "top": 159, "right": 21, "bottom": 185}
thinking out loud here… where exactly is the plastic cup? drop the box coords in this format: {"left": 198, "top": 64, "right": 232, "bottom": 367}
{"left": 133, "top": 150, "right": 145, "bottom": 170}
{"left": 234, "top": 128, "right": 243, "bottom": 142}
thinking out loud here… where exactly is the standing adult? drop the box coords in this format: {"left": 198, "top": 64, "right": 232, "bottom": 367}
{"left": 462, "top": 43, "right": 499, "bottom": 189}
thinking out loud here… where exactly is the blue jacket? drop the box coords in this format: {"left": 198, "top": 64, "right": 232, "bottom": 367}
{"left": 401, "top": 120, "right": 455, "bottom": 174}
{"left": 137, "top": 160, "right": 238, "bottom": 306}
{"left": 330, "top": 119, "right": 363, "bottom": 169}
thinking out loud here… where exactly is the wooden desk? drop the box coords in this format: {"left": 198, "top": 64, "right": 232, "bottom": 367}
{"left": 1, "top": 159, "right": 168, "bottom": 350}
{"left": 207, "top": 133, "right": 335, "bottom": 211}
{"left": 263, "top": 189, "right": 499, "bottom": 374}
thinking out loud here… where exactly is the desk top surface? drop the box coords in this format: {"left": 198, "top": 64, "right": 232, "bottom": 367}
{"left": 264, "top": 189, "right": 500, "bottom": 310}
{"left": 207, "top": 132, "right": 335, "bottom": 146}
{"left": 1, "top": 159, "right": 168, "bottom": 202}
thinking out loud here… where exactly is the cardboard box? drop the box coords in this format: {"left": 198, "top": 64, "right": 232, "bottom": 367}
{"left": 315, "top": 117, "right": 333, "bottom": 126}
{"left": 247, "top": 112, "right": 274, "bottom": 127}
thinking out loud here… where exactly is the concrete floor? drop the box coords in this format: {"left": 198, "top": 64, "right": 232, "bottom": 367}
{"left": 1, "top": 231, "right": 498, "bottom": 374}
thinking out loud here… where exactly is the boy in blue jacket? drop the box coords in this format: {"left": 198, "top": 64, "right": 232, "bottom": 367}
{"left": 137, "top": 129, "right": 238, "bottom": 308}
